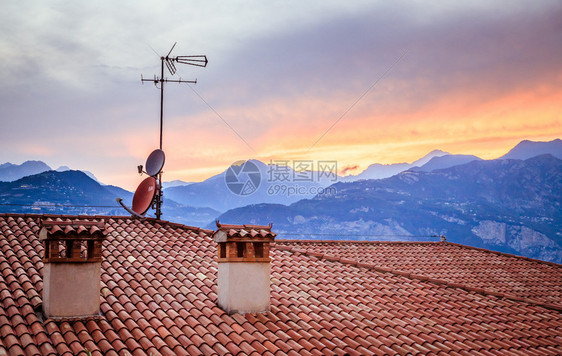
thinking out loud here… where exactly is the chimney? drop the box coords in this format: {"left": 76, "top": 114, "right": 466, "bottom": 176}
{"left": 213, "top": 221, "right": 276, "bottom": 314}
{"left": 40, "top": 219, "right": 107, "bottom": 319}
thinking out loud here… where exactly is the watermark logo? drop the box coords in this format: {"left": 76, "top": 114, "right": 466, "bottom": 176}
{"left": 267, "top": 160, "right": 338, "bottom": 183}
{"left": 267, "top": 184, "right": 337, "bottom": 197}
{"left": 225, "top": 160, "right": 261, "bottom": 196}
{"left": 225, "top": 159, "right": 339, "bottom": 197}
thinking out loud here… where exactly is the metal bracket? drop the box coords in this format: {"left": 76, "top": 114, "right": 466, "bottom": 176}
{"left": 116, "top": 198, "right": 146, "bottom": 219}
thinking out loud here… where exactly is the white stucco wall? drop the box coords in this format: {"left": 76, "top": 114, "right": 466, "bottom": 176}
{"left": 217, "top": 262, "right": 270, "bottom": 314}
{"left": 43, "top": 262, "right": 101, "bottom": 318}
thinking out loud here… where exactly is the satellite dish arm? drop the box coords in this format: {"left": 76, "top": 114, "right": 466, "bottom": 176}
{"left": 116, "top": 198, "right": 146, "bottom": 219}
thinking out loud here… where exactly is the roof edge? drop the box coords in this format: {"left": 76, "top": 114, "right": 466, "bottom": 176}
{"left": 0, "top": 213, "right": 214, "bottom": 235}
{"left": 275, "top": 239, "right": 441, "bottom": 245}
{"left": 0, "top": 213, "right": 122, "bottom": 219}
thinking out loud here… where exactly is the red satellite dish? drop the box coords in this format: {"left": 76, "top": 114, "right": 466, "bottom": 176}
{"left": 131, "top": 177, "right": 158, "bottom": 215}
{"left": 116, "top": 150, "right": 164, "bottom": 218}
{"left": 145, "top": 149, "right": 165, "bottom": 177}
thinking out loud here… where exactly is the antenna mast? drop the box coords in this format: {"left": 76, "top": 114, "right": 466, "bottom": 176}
{"left": 141, "top": 43, "right": 208, "bottom": 219}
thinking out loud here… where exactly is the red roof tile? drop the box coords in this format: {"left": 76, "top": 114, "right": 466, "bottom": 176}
{"left": 275, "top": 239, "right": 562, "bottom": 308}
{"left": 0, "top": 213, "right": 561, "bottom": 355}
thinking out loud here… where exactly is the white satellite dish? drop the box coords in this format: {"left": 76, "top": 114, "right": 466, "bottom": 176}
{"left": 145, "top": 149, "right": 165, "bottom": 177}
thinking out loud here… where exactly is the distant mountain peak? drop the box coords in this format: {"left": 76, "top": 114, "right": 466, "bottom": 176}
{"left": 410, "top": 150, "right": 449, "bottom": 167}
{"left": 344, "top": 149, "right": 450, "bottom": 181}
{"left": 500, "top": 138, "right": 562, "bottom": 160}
{"left": 55, "top": 166, "right": 99, "bottom": 182}
{"left": 0, "top": 160, "right": 51, "bottom": 182}
{"left": 427, "top": 149, "right": 448, "bottom": 155}
{"left": 411, "top": 154, "right": 482, "bottom": 172}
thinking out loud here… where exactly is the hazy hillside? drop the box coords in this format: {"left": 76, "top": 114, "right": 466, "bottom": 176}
{"left": 162, "top": 180, "right": 193, "bottom": 189}
{"left": 0, "top": 170, "right": 120, "bottom": 215}
{"left": 0, "top": 170, "right": 219, "bottom": 226}
{"left": 0, "top": 161, "right": 51, "bottom": 182}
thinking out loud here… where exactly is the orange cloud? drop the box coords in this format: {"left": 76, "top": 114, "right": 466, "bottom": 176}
{"left": 146, "top": 79, "right": 561, "bottom": 187}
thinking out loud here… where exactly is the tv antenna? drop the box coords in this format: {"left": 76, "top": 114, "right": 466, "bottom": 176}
{"left": 141, "top": 42, "right": 208, "bottom": 150}
{"left": 118, "top": 43, "right": 207, "bottom": 220}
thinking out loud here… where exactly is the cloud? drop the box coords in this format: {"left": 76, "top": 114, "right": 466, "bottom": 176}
{"left": 207, "top": 1, "right": 562, "bottom": 106}
{"left": 1, "top": 1, "right": 561, "bottom": 188}
{"left": 340, "top": 165, "right": 360, "bottom": 176}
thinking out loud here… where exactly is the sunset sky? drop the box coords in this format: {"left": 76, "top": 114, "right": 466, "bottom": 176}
{"left": 1, "top": 1, "right": 561, "bottom": 190}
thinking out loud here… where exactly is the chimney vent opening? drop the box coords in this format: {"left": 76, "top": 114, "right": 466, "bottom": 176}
{"left": 253, "top": 242, "right": 264, "bottom": 258}
{"left": 219, "top": 243, "right": 227, "bottom": 258}
{"left": 236, "top": 242, "right": 245, "bottom": 258}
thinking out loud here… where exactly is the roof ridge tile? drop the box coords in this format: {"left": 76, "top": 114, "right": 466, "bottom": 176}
{"left": 306, "top": 251, "right": 324, "bottom": 258}
{"left": 322, "top": 254, "right": 339, "bottom": 262}
{"left": 338, "top": 257, "right": 357, "bottom": 265}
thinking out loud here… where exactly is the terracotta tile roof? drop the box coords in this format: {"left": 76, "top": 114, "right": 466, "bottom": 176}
{"left": 0, "top": 213, "right": 561, "bottom": 355}
{"left": 276, "top": 240, "right": 562, "bottom": 308}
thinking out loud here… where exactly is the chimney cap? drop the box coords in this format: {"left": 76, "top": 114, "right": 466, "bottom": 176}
{"left": 215, "top": 220, "right": 273, "bottom": 230}
{"left": 213, "top": 220, "right": 276, "bottom": 242}
{"left": 40, "top": 218, "right": 107, "bottom": 241}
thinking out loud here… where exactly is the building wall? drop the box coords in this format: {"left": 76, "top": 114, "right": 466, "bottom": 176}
{"left": 217, "top": 262, "right": 270, "bottom": 314}
{"left": 43, "top": 262, "right": 101, "bottom": 318}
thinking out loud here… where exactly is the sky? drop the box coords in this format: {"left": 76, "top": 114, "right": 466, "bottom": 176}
{"left": 1, "top": 0, "right": 561, "bottom": 190}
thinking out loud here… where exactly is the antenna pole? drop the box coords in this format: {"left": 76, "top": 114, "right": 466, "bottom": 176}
{"left": 156, "top": 172, "right": 163, "bottom": 220}
{"left": 160, "top": 57, "right": 164, "bottom": 150}
{"left": 141, "top": 43, "right": 208, "bottom": 220}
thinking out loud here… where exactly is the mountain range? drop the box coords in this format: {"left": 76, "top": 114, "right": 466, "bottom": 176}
{"left": 341, "top": 149, "right": 449, "bottom": 181}
{"left": 164, "top": 150, "right": 486, "bottom": 213}
{"left": 0, "top": 160, "right": 99, "bottom": 182}
{"left": 0, "top": 170, "right": 219, "bottom": 227}
{"left": 163, "top": 159, "right": 337, "bottom": 213}
{"left": 1, "top": 138, "right": 561, "bottom": 262}
{"left": 216, "top": 154, "right": 562, "bottom": 263}
{"left": 0, "top": 161, "right": 51, "bottom": 181}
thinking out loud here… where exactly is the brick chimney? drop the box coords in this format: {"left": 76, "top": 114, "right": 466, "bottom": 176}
{"left": 40, "top": 219, "right": 107, "bottom": 319}
{"left": 213, "top": 221, "right": 276, "bottom": 314}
